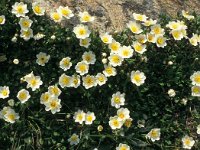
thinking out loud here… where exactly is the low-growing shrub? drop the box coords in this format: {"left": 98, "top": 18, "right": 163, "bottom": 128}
{"left": 0, "top": 0, "right": 200, "bottom": 150}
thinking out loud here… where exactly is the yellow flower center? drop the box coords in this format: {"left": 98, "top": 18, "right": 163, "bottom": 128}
{"left": 8, "top": 114, "right": 15, "bottom": 121}
{"left": 17, "top": 6, "right": 24, "bottom": 14}
{"left": 71, "top": 135, "right": 78, "bottom": 141}
{"left": 86, "top": 115, "right": 93, "bottom": 122}
{"left": 79, "top": 64, "right": 87, "bottom": 72}
{"left": 112, "top": 55, "right": 120, "bottom": 63}
{"left": 157, "top": 37, "right": 164, "bottom": 45}
{"left": 184, "top": 139, "right": 191, "bottom": 146}
{"left": 0, "top": 17, "right": 3, "bottom": 23}
{"left": 133, "top": 74, "right": 141, "bottom": 82}
{"left": 111, "top": 43, "right": 119, "bottom": 51}
{"left": 105, "top": 67, "right": 113, "bottom": 74}
{"left": 85, "top": 55, "right": 91, "bottom": 62}
{"left": 130, "top": 25, "right": 138, "bottom": 33}
{"left": 113, "top": 120, "right": 119, "bottom": 127}
{"left": 98, "top": 76, "right": 104, "bottom": 82}
{"left": 50, "top": 101, "right": 57, "bottom": 108}
{"left": 62, "top": 77, "right": 70, "bottom": 85}
{"left": 120, "top": 146, "right": 127, "bottom": 150}
{"left": 122, "top": 50, "right": 129, "bottom": 57}
{"left": 114, "top": 97, "right": 120, "bottom": 104}
{"left": 2, "top": 90, "right": 8, "bottom": 96}
{"left": 61, "top": 9, "right": 70, "bottom": 16}
{"left": 34, "top": 6, "right": 42, "bottom": 14}
{"left": 154, "top": 27, "right": 161, "bottom": 34}
{"left": 81, "top": 39, "right": 88, "bottom": 45}
{"left": 83, "top": 15, "right": 90, "bottom": 22}
{"left": 53, "top": 13, "right": 61, "bottom": 21}
{"left": 102, "top": 37, "right": 109, "bottom": 43}
{"left": 194, "top": 75, "right": 200, "bottom": 83}
{"left": 85, "top": 77, "right": 93, "bottom": 85}
{"left": 19, "top": 92, "right": 27, "bottom": 100}
{"left": 78, "top": 114, "right": 83, "bottom": 120}
{"left": 79, "top": 28, "right": 86, "bottom": 35}
{"left": 30, "top": 79, "right": 37, "bottom": 86}
{"left": 119, "top": 113, "right": 125, "bottom": 119}
{"left": 134, "top": 44, "right": 142, "bottom": 52}
{"left": 23, "top": 21, "right": 30, "bottom": 28}
{"left": 193, "top": 86, "right": 200, "bottom": 94}
{"left": 150, "top": 130, "right": 158, "bottom": 138}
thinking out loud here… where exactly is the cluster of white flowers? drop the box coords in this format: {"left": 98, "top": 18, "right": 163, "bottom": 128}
{"left": 74, "top": 110, "right": 96, "bottom": 125}
{"left": 40, "top": 85, "right": 62, "bottom": 114}
{"left": 0, "top": 106, "right": 19, "bottom": 123}
{"left": 190, "top": 71, "right": 200, "bottom": 97}
{"left": 1, "top": 2, "right": 200, "bottom": 148}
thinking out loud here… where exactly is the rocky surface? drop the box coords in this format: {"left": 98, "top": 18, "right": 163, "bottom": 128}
{"left": 30, "top": 0, "right": 200, "bottom": 32}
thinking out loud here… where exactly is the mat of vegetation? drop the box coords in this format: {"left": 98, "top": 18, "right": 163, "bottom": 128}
{"left": 0, "top": 1, "right": 200, "bottom": 150}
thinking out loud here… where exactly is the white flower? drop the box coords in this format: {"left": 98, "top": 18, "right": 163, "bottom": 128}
{"left": 80, "top": 38, "right": 91, "bottom": 48}
{"left": 8, "top": 99, "right": 15, "bottom": 107}
{"left": 13, "top": 59, "right": 19, "bottom": 64}
{"left": 48, "top": 85, "right": 61, "bottom": 97}
{"left": 0, "top": 86, "right": 10, "bottom": 99}
{"left": 11, "top": 2, "right": 29, "bottom": 17}
{"left": 82, "top": 75, "right": 97, "bottom": 89}
{"left": 17, "top": 89, "right": 30, "bottom": 103}
{"left": 50, "top": 11, "right": 63, "bottom": 22}
{"left": 36, "top": 52, "right": 50, "bottom": 66}
{"left": 100, "top": 32, "right": 113, "bottom": 44}
{"left": 96, "top": 73, "right": 107, "bottom": 86}
{"left": 103, "top": 65, "right": 117, "bottom": 77}
{"left": 109, "top": 40, "right": 121, "bottom": 54}
{"left": 127, "top": 21, "right": 143, "bottom": 34}
{"left": 102, "top": 58, "right": 108, "bottom": 64}
{"left": 182, "top": 10, "right": 194, "bottom": 20}
{"left": 166, "top": 21, "right": 187, "bottom": 30}
{"left": 132, "top": 41, "right": 147, "bottom": 54}
{"left": 109, "top": 116, "right": 123, "bottom": 130}
{"left": 147, "top": 33, "right": 156, "bottom": 43}
{"left": 78, "top": 11, "right": 95, "bottom": 23}
{"left": 11, "top": 36, "right": 17, "bottom": 43}
{"left": 131, "top": 70, "right": 146, "bottom": 86}
{"left": 0, "top": 15, "right": 6, "bottom": 25}
{"left": 20, "top": 28, "right": 33, "bottom": 41}
{"left": 82, "top": 51, "right": 96, "bottom": 65}
{"left": 59, "top": 74, "right": 72, "bottom": 88}
{"left": 75, "top": 61, "right": 89, "bottom": 76}
{"left": 197, "top": 124, "right": 200, "bottom": 134}
{"left": 85, "top": 111, "right": 96, "bottom": 125}
{"left": 73, "top": 24, "right": 91, "bottom": 39}
{"left": 40, "top": 92, "right": 51, "bottom": 104}
{"left": 189, "top": 34, "right": 199, "bottom": 46}
{"left": 57, "top": 6, "right": 74, "bottom": 19}
{"left": 119, "top": 46, "right": 133, "bottom": 58}
{"left": 32, "top": 2, "right": 45, "bottom": 16}
{"left": 191, "top": 86, "right": 200, "bottom": 97}
{"left": 68, "top": 134, "right": 80, "bottom": 145}
{"left": 167, "top": 89, "right": 176, "bottom": 97}
{"left": 0, "top": 106, "right": 12, "bottom": 119}
{"left": 170, "top": 29, "right": 184, "bottom": 41}
{"left": 59, "top": 57, "right": 72, "bottom": 71}
{"left": 108, "top": 54, "right": 123, "bottom": 67}
{"left": 34, "top": 33, "right": 45, "bottom": 40}
{"left": 74, "top": 110, "right": 86, "bottom": 124}
{"left": 146, "top": 128, "right": 161, "bottom": 142}
{"left": 24, "top": 72, "right": 43, "bottom": 91}
{"left": 151, "top": 24, "right": 165, "bottom": 35}
{"left": 182, "top": 135, "right": 195, "bottom": 149}
{"left": 116, "top": 143, "right": 130, "bottom": 150}
{"left": 135, "top": 34, "right": 147, "bottom": 44}
{"left": 4, "top": 109, "right": 20, "bottom": 124}
{"left": 117, "top": 108, "right": 130, "bottom": 121}
{"left": 133, "top": 13, "right": 147, "bottom": 22}
{"left": 71, "top": 75, "right": 81, "bottom": 88}
{"left": 155, "top": 35, "right": 167, "bottom": 48}
{"left": 19, "top": 17, "right": 33, "bottom": 31}
{"left": 142, "top": 19, "right": 157, "bottom": 26}
{"left": 45, "top": 97, "right": 62, "bottom": 114}
{"left": 111, "top": 92, "right": 125, "bottom": 109}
